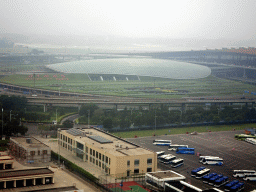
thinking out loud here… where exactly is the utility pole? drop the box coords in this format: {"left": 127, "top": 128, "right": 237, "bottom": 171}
{"left": 88, "top": 109, "right": 90, "bottom": 128}
{"left": 2, "top": 108, "right": 3, "bottom": 140}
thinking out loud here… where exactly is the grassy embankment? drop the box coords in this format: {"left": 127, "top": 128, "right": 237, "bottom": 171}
{"left": 111, "top": 123, "right": 255, "bottom": 138}
{"left": 1, "top": 73, "right": 255, "bottom": 99}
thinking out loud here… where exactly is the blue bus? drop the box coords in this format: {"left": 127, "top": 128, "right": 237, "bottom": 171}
{"left": 224, "top": 180, "right": 239, "bottom": 191}
{"left": 202, "top": 173, "right": 217, "bottom": 183}
{"left": 176, "top": 147, "right": 195, "bottom": 154}
{"left": 230, "top": 182, "right": 244, "bottom": 192}
{"left": 208, "top": 174, "right": 223, "bottom": 185}
{"left": 191, "top": 167, "right": 206, "bottom": 177}
{"left": 214, "top": 176, "right": 229, "bottom": 187}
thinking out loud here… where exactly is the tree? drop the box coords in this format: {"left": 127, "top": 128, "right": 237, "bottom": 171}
{"left": 79, "top": 103, "right": 99, "bottom": 117}
{"left": 103, "top": 118, "right": 113, "bottom": 129}
{"left": 62, "top": 120, "right": 73, "bottom": 128}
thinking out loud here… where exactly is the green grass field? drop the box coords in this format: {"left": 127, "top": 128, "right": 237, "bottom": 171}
{"left": 111, "top": 123, "right": 255, "bottom": 138}
{"left": 1, "top": 72, "right": 255, "bottom": 99}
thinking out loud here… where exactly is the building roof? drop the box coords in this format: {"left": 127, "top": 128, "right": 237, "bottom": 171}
{"left": 0, "top": 155, "right": 13, "bottom": 161}
{"left": 11, "top": 137, "right": 50, "bottom": 149}
{"left": 62, "top": 128, "right": 154, "bottom": 157}
{"left": 0, "top": 167, "right": 53, "bottom": 179}
{"left": 146, "top": 170, "right": 186, "bottom": 182}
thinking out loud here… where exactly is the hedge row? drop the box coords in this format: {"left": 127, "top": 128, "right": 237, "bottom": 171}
{"left": 51, "top": 151, "right": 99, "bottom": 182}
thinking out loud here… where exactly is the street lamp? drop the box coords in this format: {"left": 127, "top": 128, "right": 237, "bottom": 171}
{"left": 10, "top": 110, "right": 12, "bottom": 122}
{"left": 2, "top": 108, "right": 3, "bottom": 140}
{"left": 56, "top": 109, "right": 58, "bottom": 124}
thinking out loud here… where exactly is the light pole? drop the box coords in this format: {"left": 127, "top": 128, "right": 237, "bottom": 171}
{"left": 2, "top": 108, "right": 3, "bottom": 140}
{"left": 10, "top": 110, "right": 12, "bottom": 122}
{"left": 88, "top": 109, "right": 90, "bottom": 128}
{"left": 56, "top": 109, "right": 58, "bottom": 124}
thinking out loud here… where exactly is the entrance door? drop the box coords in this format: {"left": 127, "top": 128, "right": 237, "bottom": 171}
{"left": 127, "top": 170, "right": 130, "bottom": 177}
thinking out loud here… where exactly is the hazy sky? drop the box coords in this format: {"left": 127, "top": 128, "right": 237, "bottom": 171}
{"left": 1, "top": 0, "right": 256, "bottom": 39}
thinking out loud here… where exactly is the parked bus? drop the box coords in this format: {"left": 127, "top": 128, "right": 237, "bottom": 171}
{"left": 214, "top": 176, "right": 229, "bottom": 187}
{"left": 158, "top": 154, "right": 171, "bottom": 163}
{"left": 199, "top": 156, "right": 220, "bottom": 162}
{"left": 201, "top": 157, "right": 223, "bottom": 165}
{"left": 224, "top": 180, "right": 239, "bottom": 191}
{"left": 168, "top": 144, "right": 188, "bottom": 151}
{"left": 153, "top": 139, "right": 172, "bottom": 146}
{"left": 243, "top": 173, "right": 256, "bottom": 181}
{"left": 233, "top": 170, "right": 256, "bottom": 177}
{"left": 170, "top": 158, "right": 184, "bottom": 168}
{"left": 245, "top": 138, "right": 256, "bottom": 145}
{"left": 176, "top": 147, "right": 195, "bottom": 155}
{"left": 191, "top": 167, "right": 206, "bottom": 177}
{"left": 229, "top": 182, "right": 244, "bottom": 192}
{"left": 162, "top": 155, "right": 176, "bottom": 164}
{"left": 235, "top": 134, "right": 256, "bottom": 140}
{"left": 202, "top": 173, "right": 217, "bottom": 183}
{"left": 208, "top": 174, "right": 223, "bottom": 185}
{"left": 156, "top": 151, "right": 165, "bottom": 158}
{"left": 195, "top": 168, "right": 211, "bottom": 179}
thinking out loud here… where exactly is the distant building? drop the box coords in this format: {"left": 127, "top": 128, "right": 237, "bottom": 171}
{"left": 57, "top": 128, "right": 157, "bottom": 177}
{"left": 9, "top": 137, "right": 51, "bottom": 164}
{"left": 0, "top": 156, "right": 14, "bottom": 170}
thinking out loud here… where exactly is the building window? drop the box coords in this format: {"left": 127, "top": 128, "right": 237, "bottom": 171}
{"left": 134, "top": 169, "right": 139, "bottom": 174}
{"left": 102, "top": 155, "right": 105, "bottom": 161}
{"left": 106, "top": 156, "right": 108, "bottom": 163}
{"left": 96, "top": 160, "right": 98, "bottom": 165}
{"left": 96, "top": 151, "right": 98, "bottom": 158}
{"left": 77, "top": 142, "right": 84, "bottom": 150}
{"left": 86, "top": 146, "right": 88, "bottom": 153}
{"left": 43, "top": 150, "right": 47, "bottom": 155}
{"left": 102, "top": 164, "right": 105, "bottom": 169}
{"left": 109, "top": 158, "right": 111, "bottom": 165}
{"left": 68, "top": 138, "right": 70, "bottom": 143}
{"left": 93, "top": 158, "right": 95, "bottom": 164}
{"left": 86, "top": 155, "right": 88, "bottom": 160}
{"left": 134, "top": 159, "right": 139, "bottom": 166}
{"left": 147, "top": 158, "right": 152, "bottom": 165}
{"left": 30, "top": 151, "right": 35, "bottom": 156}
{"left": 71, "top": 139, "right": 72, "bottom": 144}
{"left": 147, "top": 168, "right": 152, "bottom": 172}
{"left": 93, "top": 150, "right": 95, "bottom": 157}
{"left": 90, "top": 157, "right": 92, "bottom": 162}
{"left": 99, "top": 161, "right": 101, "bottom": 167}
{"left": 38, "top": 150, "right": 40, "bottom": 155}
{"left": 127, "top": 160, "right": 130, "bottom": 167}
{"left": 99, "top": 153, "right": 101, "bottom": 160}
{"left": 90, "top": 148, "right": 92, "bottom": 155}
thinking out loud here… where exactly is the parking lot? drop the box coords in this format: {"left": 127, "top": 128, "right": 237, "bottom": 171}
{"left": 127, "top": 130, "right": 256, "bottom": 192}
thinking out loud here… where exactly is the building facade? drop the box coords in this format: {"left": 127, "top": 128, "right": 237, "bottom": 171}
{"left": 9, "top": 137, "right": 51, "bottom": 164}
{"left": 57, "top": 128, "right": 157, "bottom": 177}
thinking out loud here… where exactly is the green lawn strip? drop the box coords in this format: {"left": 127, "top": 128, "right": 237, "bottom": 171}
{"left": 111, "top": 123, "right": 255, "bottom": 138}
{"left": 1, "top": 74, "right": 255, "bottom": 99}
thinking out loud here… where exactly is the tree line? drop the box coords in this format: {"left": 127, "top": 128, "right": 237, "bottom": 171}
{"left": 78, "top": 103, "right": 256, "bottom": 130}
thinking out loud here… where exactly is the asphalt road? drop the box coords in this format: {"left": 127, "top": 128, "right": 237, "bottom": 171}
{"left": 127, "top": 130, "right": 256, "bottom": 192}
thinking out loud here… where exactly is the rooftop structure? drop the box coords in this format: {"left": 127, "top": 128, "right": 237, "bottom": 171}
{"left": 9, "top": 137, "right": 51, "bottom": 164}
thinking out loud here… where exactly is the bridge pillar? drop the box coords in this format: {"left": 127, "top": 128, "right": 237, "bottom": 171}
{"left": 44, "top": 104, "right": 47, "bottom": 112}
{"left": 78, "top": 105, "right": 81, "bottom": 111}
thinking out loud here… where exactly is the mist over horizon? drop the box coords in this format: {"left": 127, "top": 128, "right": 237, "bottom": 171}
{"left": 1, "top": 0, "right": 256, "bottom": 52}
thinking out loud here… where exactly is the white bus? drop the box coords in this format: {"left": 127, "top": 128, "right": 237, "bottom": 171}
{"left": 153, "top": 139, "right": 172, "bottom": 146}
{"left": 245, "top": 138, "right": 256, "bottom": 145}
{"left": 233, "top": 170, "right": 256, "bottom": 177}
{"left": 243, "top": 173, "right": 256, "bottom": 181}
{"left": 199, "top": 156, "right": 220, "bottom": 162}
{"left": 168, "top": 144, "right": 188, "bottom": 151}
{"left": 201, "top": 157, "right": 223, "bottom": 165}
{"left": 156, "top": 151, "right": 165, "bottom": 158}
{"left": 170, "top": 158, "right": 184, "bottom": 168}
{"left": 158, "top": 154, "right": 171, "bottom": 163}
{"left": 195, "top": 168, "right": 211, "bottom": 179}
{"left": 162, "top": 155, "right": 176, "bottom": 164}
